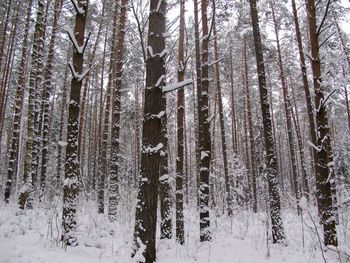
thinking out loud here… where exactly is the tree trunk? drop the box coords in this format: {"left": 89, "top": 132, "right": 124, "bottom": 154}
{"left": 305, "top": 0, "right": 337, "bottom": 247}
{"left": 4, "top": 0, "right": 33, "bottom": 203}
{"left": 176, "top": 0, "right": 185, "bottom": 245}
{"left": 62, "top": 0, "right": 89, "bottom": 247}
{"left": 132, "top": 0, "right": 167, "bottom": 261}
{"left": 248, "top": 0, "right": 285, "bottom": 244}
{"left": 198, "top": 0, "right": 211, "bottom": 242}
{"left": 108, "top": 0, "right": 127, "bottom": 222}
{"left": 193, "top": 0, "right": 201, "bottom": 210}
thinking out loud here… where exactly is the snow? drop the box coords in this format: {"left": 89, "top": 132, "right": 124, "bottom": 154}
{"left": 1, "top": 200, "right": 349, "bottom": 263}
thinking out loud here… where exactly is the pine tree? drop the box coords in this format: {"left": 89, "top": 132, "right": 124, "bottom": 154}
{"left": 62, "top": 0, "right": 89, "bottom": 247}
{"left": 248, "top": 0, "right": 285, "bottom": 244}
{"left": 132, "top": 0, "right": 167, "bottom": 261}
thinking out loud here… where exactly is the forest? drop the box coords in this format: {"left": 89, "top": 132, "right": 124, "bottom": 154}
{"left": 0, "top": 0, "right": 349, "bottom": 262}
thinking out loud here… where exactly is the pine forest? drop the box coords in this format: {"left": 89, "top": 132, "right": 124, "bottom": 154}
{"left": 0, "top": 0, "right": 350, "bottom": 262}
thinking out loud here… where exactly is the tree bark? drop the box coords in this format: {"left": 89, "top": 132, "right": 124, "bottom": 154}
{"left": 248, "top": 0, "right": 285, "bottom": 244}
{"left": 176, "top": 0, "right": 185, "bottom": 245}
{"left": 305, "top": 0, "right": 338, "bottom": 247}
{"left": 132, "top": 0, "right": 167, "bottom": 261}
{"left": 62, "top": 0, "right": 89, "bottom": 247}
{"left": 198, "top": 0, "right": 211, "bottom": 242}
{"left": 108, "top": 0, "right": 127, "bottom": 222}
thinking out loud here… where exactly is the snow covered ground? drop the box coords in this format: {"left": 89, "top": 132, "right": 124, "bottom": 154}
{"left": 1, "top": 198, "right": 349, "bottom": 263}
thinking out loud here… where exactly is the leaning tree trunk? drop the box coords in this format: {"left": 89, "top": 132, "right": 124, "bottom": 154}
{"left": 198, "top": 0, "right": 211, "bottom": 242}
{"left": 248, "top": 0, "right": 285, "bottom": 244}
{"left": 4, "top": 0, "right": 33, "bottom": 203}
{"left": 62, "top": 0, "right": 89, "bottom": 247}
{"left": 176, "top": 0, "right": 185, "bottom": 245}
{"left": 108, "top": 0, "right": 127, "bottom": 222}
{"left": 305, "top": 0, "right": 338, "bottom": 247}
{"left": 132, "top": 0, "right": 167, "bottom": 261}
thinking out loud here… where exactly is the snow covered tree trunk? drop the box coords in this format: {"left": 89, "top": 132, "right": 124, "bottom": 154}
{"left": 62, "top": 0, "right": 89, "bottom": 247}
{"left": 243, "top": 37, "right": 257, "bottom": 213}
{"left": 213, "top": 17, "right": 232, "bottom": 216}
{"left": 176, "top": 0, "right": 185, "bottom": 245}
{"left": 199, "top": 0, "right": 211, "bottom": 242}
{"left": 248, "top": 0, "right": 285, "bottom": 244}
{"left": 305, "top": 0, "right": 338, "bottom": 247}
{"left": 108, "top": 0, "right": 127, "bottom": 222}
{"left": 4, "top": 0, "right": 33, "bottom": 203}
{"left": 132, "top": 0, "right": 167, "bottom": 261}
{"left": 40, "top": 0, "right": 63, "bottom": 202}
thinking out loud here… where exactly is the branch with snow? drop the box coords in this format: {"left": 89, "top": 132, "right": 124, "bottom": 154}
{"left": 163, "top": 79, "right": 192, "bottom": 93}
{"left": 66, "top": 28, "right": 90, "bottom": 54}
{"left": 68, "top": 62, "right": 91, "bottom": 82}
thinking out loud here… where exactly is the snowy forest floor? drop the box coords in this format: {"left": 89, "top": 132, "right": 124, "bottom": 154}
{"left": 1, "top": 197, "right": 350, "bottom": 263}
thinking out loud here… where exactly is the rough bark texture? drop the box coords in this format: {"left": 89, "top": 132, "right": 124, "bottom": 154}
{"left": 248, "top": 0, "right": 285, "bottom": 244}
{"left": 305, "top": 0, "right": 338, "bottom": 247}
{"left": 108, "top": 0, "right": 127, "bottom": 222}
{"left": 4, "top": 0, "right": 33, "bottom": 204}
{"left": 199, "top": 0, "right": 211, "bottom": 242}
{"left": 62, "top": 0, "right": 89, "bottom": 247}
{"left": 176, "top": 0, "right": 185, "bottom": 245}
{"left": 132, "top": 0, "right": 167, "bottom": 261}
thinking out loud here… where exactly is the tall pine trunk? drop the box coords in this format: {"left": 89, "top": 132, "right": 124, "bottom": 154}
{"left": 108, "top": 0, "right": 127, "bottom": 222}
{"left": 305, "top": 0, "right": 338, "bottom": 247}
{"left": 248, "top": 0, "right": 285, "bottom": 244}
{"left": 132, "top": 0, "right": 167, "bottom": 261}
{"left": 176, "top": 0, "right": 185, "bottom": 245}
{"left": 199, "top": 0, "right": 211, "bottom": 242}
{"left": 62, "top": 0, "right": 89, "bottom": 247}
